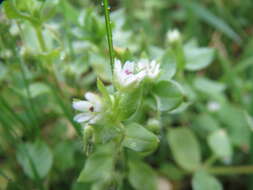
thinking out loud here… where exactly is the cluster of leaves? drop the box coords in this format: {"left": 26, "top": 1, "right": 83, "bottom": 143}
{"left": 0, "top": 0, "right": 253, "bottom": 190}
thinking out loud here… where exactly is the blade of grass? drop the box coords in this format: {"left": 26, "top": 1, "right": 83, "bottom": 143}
{"left": 180, "top": 1, "right": 241, "bottom": 44}
{"left": 103, "top": 0, "right": 114, "bottom": 76}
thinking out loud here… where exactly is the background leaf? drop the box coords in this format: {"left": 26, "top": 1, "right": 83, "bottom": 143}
{"left": 128, "top": 159, "right": 157, "bottom": 190}
{"left": 167, "top": 128, "right": 201, "bottom": 171}
{"left": 208, "top": 129, "right": 233, "bottom": 161}
{"left": 153, "top": 80, "right": 184, "bottom": 112}
{"left": 77, "top": 143, "right": 114, "bottom": 182}
{"left": 192, "top": 171, "right": 223, "bottom": 190}
{"left": 16, "top": 140, "right": 53, "bottom": 179}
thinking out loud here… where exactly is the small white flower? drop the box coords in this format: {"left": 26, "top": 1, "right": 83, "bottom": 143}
{"left": 73, "top": 92, "right": 103, "bottom": 124}
{"left": 167, "top": 29, "right": 181, "bottom": 43}
{"left": 114, "top": 59, "right": 145, "bottom": 89}
{"left": 207, "top": 101, "right": 220, "bottom": 112}
{"left": 137, "top": 59, "right": 160, "bottom": 80}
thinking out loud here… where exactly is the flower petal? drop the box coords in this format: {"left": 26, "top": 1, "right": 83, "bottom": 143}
{"left": 72, "top": 100, "right": 92, "bottom": 111}
{"left": 123, "top": 61, "right": 134, "bottom": 72}
{"left": 150, "top": 60, "right": 156, "bottom": 69}
{"left": 114, "top": 59, "right": 122, "bottom": 73}
{"left": 135, "top": 70, "right": 146, "bottom": 81}
{"left": 74, "top": 113, "right": 92, "bottom": 123}
{"left": 137, "top": 59, "right": 148, "bottom": 71}
{"left": 89, "top": 114, "right": 102, "bottom": 124}
{"left": 124, "top": 75, "right": 138, "bottom": 86}
{"left": 85, "top": 92, "right": 100, "bottom": 103}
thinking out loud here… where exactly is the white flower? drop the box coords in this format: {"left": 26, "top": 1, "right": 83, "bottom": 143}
{"left": 207, "top": 101, "right": 220, "bottom": 112}
{"left": 167, "top": 29, "right": 181, "bottom": 43}
{"left": 73, "top": 92, "right": 103, "bottom": 124}
{"left": 114, "top": 59, "right": 145, "bottom": 89}
{"left": 137, "top": 59, "right": 160, "bottom": 80}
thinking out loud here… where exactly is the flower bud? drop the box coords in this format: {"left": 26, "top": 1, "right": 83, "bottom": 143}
{"left": 82, "top": 125, "right": 94, "bottom": 155}
{"left": 146, "top": 118, "right": 161, "bottom": 134}
{"left": 166, "top": 29, "right": 181, "bottom": 44}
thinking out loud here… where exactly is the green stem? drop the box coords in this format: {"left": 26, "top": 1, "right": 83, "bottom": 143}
{"left": 208, "top": 165, "right": 253, "bottom": 175}
{"left": 62, "top": 0, "right": 75, "bottom": 59}
{"left": 103, "top": 0, "right": 114, "bottom": 75}
{"left": 35, "top": 26, "right": 47, "bottom": 52}
{"left": 203, "top": 155, "right": 218, "bottom": 168}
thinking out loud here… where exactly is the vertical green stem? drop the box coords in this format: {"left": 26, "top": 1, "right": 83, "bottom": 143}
{"left": 103, "top": 0, "right": 114, "bottom": 75}
{"left": 35, "top": 26, "right": 47, "bottom": 52}
{"left": 62, "top": 0, "right": 75, "bottom": 59}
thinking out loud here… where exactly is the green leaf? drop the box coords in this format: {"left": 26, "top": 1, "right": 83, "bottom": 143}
{"left": 117, "top": 88, "right": 142, "bottom": 120}
{"left": 153, "top": 80, "right": 184, "bottom": 112}
{"left": 3, "top": 1, "right": 21, "bottom": 19}
{"left": 128, "top": 159, "right": 157, "bottom": 190}
{"left": 123, "top": 123, "right": 159, "bottom": 154}
{"left": 194, "top": 77, "right": 226, "bottom": 96}
{"left": 208, "top": 130, "right": 233, "bottom": 160}
{"left": 54, "top": 141, "right": 75, "bottom": 171}
{"left": 192, "top": 114, "right": 220, "bottom": 138}
{"left": 184, "top": 46, "right": 215, "bottom": 71}
{"left": 78, "top": 143, "right": 114, "bottom": 182}
{"left": 16, "top": 0, "right": 41, "bottom": 14}
{"left": 159, "top": 163, "right": 185, "bottom": 180}
{"left": 41, "top": 0, "right": 59, "bottom": 21}
{"left": 159, "top": 50, "right": 176, "bottom": 80}
{"left": 167, "top": 128, "right": 201, "bottom": 171}
{"left": 97, "top": 78, "right": 111, "bottom": 104}
{"left": 216, "top": 104, "right": 251, "bottom": 147}
{"left": 192, "top": 171, "right": 223, "bottom": 190}
{"left": 16, "top": 140, "right": 53, "bottom": 179}
{"left": 26, "top": 82, "right": 50, "bottom": 98}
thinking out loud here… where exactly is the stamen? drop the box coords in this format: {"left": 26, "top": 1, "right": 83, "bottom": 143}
{"left": 124, "top": 69, "right": 132, "bottom": 75}
{"left": 89, "top": 106, "right": 94, "bottom": 112}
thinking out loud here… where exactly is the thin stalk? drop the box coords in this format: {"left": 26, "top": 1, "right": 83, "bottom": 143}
{"left": 208, "top": 165, "right": 253, "bottom": 175}
{"left": 35, "top": 26, "right": 47, "bottom": 52}
{"left": 62, "top": 0, "right": 75, "bottom": 59}
{"left": 103, "top": 0, "right": 114, "bottom": 75}
{"left": 203, "top": 155, "right": 218, "bottom": 168}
